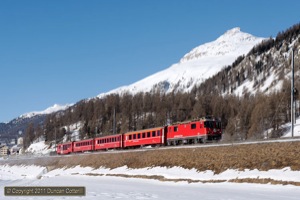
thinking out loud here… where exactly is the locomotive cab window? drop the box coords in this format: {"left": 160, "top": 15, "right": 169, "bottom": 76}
{"left": 174, "top": 126, "right": 178, "bottom": 132}
{"left": 204, "top": 121, "right": 213, "bottom": 128}
{"left": 191, "top": 123, "right": 196, "bottom": 129}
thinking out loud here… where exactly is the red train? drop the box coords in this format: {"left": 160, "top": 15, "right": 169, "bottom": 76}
{"left": 56, "top": 117, "right": 222, "bottom": 155}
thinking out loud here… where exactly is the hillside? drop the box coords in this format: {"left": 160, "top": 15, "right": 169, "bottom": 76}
{"left": 200, "top": 23, "right": 300, "bottom": 96}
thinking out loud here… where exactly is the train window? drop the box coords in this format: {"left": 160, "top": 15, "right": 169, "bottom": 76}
{"left": 138, "top": 133, "right": 141, "bottom": 139}
{"left": 142, "top": 133, "right": 145, "bottom": 138}
{"left": 133, "top": 134, "right": 136, "bottom": 139}
{"left": 174, "top": 126, "right": 178, "bottom": 132}
{"left": 157, "top": 130, "right": 160, "bottom": 136}
{"left": 129, "top": 135, "right": 132, "bottom": 140}
{"left": 191, "top": 123, "right": 196, "bottom": 129}
{"left": 152, "top": 131, "right": 156, "bottom": 137}
{"left": 147, "top": 132, "right": 150, "bottom": 137}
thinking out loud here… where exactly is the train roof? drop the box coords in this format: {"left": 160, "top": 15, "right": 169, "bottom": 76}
{"left": 123, "top": 126, "right": 165, "bottom": 135}
{"left": 170, "top": 116, "right": 220, "bottom": 125}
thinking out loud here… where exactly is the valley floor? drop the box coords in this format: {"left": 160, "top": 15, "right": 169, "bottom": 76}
{"left": 1, "top": 168, "right": 300, "bottom": 200}
{"left": 2, "top": 139, "right": 300, "bottom": 199}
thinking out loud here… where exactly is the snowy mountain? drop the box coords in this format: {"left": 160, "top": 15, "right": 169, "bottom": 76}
{"left": 0, "top": 104, "right": 72, "bottom": 144}
{"left": 98, "top": 27, "right": 265, "bottom": 97}
{"left": 19, "top": 104, "right": 73, "bottom": 119}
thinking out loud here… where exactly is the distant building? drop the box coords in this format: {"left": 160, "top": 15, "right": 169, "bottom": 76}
{"left": 0, "top": 145, "right": 9, "bottom": 156}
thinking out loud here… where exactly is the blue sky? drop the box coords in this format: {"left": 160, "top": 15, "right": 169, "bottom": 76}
{"left": 1, "top": 0, "right": 300, "bottom": 123}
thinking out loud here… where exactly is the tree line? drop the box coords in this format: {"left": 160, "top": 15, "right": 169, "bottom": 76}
{"left": 23, "top": 77, "right": 297, "bottom": 149}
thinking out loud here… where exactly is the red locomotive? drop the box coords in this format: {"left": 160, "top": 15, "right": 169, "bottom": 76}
{"left": 56, "top": 117, "right": 222, "bottom": 155}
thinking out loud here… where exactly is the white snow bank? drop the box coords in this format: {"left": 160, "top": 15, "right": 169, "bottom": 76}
{"left": 1, "top": 164, "right": 300, "bottom": 183}
{"left": 26, "top": 141, "right": 52, "bottom": 155}
{"left": 43, "top": 165, "right": 300, "bottom": 183}
{"left": 0, "top": 165, "right": 47, "bottom": 180}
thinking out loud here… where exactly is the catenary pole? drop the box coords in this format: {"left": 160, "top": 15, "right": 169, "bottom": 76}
{"left": 291, "top": 49, "right": 295, "bottom": 137}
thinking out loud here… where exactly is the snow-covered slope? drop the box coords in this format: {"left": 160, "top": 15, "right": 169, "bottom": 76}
{"left": 98, "top": 27, "right": 265, "bottom": 97}
{"left": 19, "top": 103, "right": 73, "bottom": 119}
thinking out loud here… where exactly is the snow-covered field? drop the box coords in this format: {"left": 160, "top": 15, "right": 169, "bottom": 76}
{"left": 1, "top": 165, "right": 300, "bottom": 200}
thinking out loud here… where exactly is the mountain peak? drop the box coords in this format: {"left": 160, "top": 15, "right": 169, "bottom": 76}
{"left": 97, "top": 28, "right": 265, "bottom": 98}
{"left": 180, "top": 27, "right": 263, "bottom": 63}
{"left": 223, "top": 27, "right": 241, "bottom": 36}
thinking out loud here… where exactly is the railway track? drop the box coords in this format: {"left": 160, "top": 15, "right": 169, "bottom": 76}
{"left": 4, "top": 136, "right": 300, "bottom": 161}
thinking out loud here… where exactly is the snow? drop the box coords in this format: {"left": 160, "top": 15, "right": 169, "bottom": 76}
{"left": 1, "top": 164, "right": 300, "bottom": 200}
{"left": 26, "top": 141, "right": 53, "bottom": 155}
{"left": 281, "top": 118, "right": 300, "bottom": 137}
{"left": 98, "top": 27, "right": 265, "bottom": 97}
{"left": 44, "top": 165, "right": 300, "bottom": 183}
{"left": 19, "top": 103, "right": 73, "bottom": 119}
